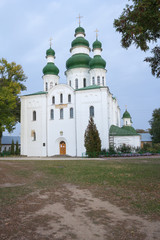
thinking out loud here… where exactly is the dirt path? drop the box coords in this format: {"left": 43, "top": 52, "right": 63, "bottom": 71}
{"left": 19, "top": 184, "right": 160, "bottom": 240}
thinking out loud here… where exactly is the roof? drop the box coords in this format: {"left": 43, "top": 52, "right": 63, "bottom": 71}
{"left": 139, "top": 133, "right": 152, "bottom": 142}
{"left": 24, "top": 91, "right": 47, "bottom": 96}
{"left": 76, "top": 85, "right": 107, "bottom": 91}
{"left": 110, "top": 125, "right": 139, "bottom": 136}
{"left": 122, "top": 110, "right": 131, "bottom": 119}
{"left": 1, "top": 136, "right": 20, "bottom": 145}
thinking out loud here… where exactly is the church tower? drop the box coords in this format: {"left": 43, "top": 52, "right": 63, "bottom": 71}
{"left": 122, "top": 109, "right": 132, "bottom": 126}
{"left": 89, "top": 32, "right": 107, "bottom": 86}
{"left": 42, "top": 44, "right": 59, "bottom": 91}
{"left": 65, "top": 16, "right": 91, "bottom": 89}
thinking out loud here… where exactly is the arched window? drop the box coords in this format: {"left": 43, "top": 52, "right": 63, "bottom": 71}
{"left": 102, "top": 77, "right": 104, "bottom": 86}
{"left": 50, "top": 82, "right": 53, "bottom": 88}
{"left": 60, "top": 108, "right": 63, "bottom": 119}
{"left": 68, "top": 94, "right": 71, "bottom": 103}
{"left": 70, "top": 108, "right": 73, "bottom": 118}
{"left": 97, "top": 76, "right": 100, "bottom": 85}
{"left": 89, "top": 106, "right": 94, "bottom": 117}
{"left": 50, "top": 109, "right": 54, "bottom": 120}
{"left": 60, "top": 93, "right": 63, "bottom": 104}
{"left": 83, "top": 78, "right": 86, "bottom": 87}
{"left": 33, "top": 132, "right": 36, "bottom": 141}
{"left": 69, "top": 80, "right": 71, "bottom": 87}
{"left": 92, "top": 77, "right": 95, "bottom": 85}
{"left": 75, "top": 78, "right": 78, "bottom": 89}
{"left": 46, "top": 82, "right": 48, "bottom": 91}
{"left": 52, "top": 96, "right": 55, "bottom": 104}
{"left": 33, "top": 111, "right": 36, "bottom": 121}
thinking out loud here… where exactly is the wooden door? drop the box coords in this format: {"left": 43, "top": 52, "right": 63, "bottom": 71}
{"left": 60, "top": 141, "right": 66, "bottom": 155}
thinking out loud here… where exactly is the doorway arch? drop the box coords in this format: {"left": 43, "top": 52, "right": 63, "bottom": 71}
{"left": 59, "top": 141, "right": 66, "bottom": 155}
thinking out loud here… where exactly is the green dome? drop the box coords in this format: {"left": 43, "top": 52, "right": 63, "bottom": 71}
{"left": 93, "top": 39, "right": 102, "bottom": 49}
{"left": 43, "top": 62, "right": 59, "bottom": 75}
{"left": 122, "top": 110, "right": 131, "bottom": 119}
{"left": 66, "top": 53, "right": 91, "bottom": 70}
{"left": 71, "top": 37, "right": 89, "bottom": 48}
{"left": 89, "top": 55, "right": 106, "bottom": 69}
{"left": 46, "top": 47, "right": 55, "bottom": 57}
{"left": 75, "top": 26, "right": 85, "bottom": 36}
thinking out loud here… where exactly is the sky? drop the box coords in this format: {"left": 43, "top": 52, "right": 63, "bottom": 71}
{"left": 1, "top": 0, "right": 160, "bottom": 136}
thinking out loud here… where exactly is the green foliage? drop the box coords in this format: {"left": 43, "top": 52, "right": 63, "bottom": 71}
{"left": 15, "top": 140, "right": 19, "bottom": 155}
{"left": 0, "top": 58, "right": 27, "bottom": 147}
{"left": 84, "top": 117, "right": 101, "bottom": 157}
{"left": 114, "top": 0, "right": 160, "bottom": 77}
{"left": 108, "top": 146, "right": 117, "bottom": 155}
{"left": 117, "top": 144, "right": 132, "bottom": 153}
{"left": 149, "top": 108, "right": 160, "bottom": 143}
{"left": 11, "top": 140, "right": 14, "bottom": 155}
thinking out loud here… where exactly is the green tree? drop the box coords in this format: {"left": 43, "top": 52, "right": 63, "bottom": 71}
{"left": 11, "top": 140, "right": 15, "bottom": 155}
{"left": 0, "top": 58, "right": 27, "bottom": 149}
{"left": 149, "top": 108, "right": 160, "bottom": 143}
{"left": 84, "top": 117, "right": 101, "bottom": 157}
{"left": 113, "top": 0, "right": 160, "bottom": 77}
{"left": 15, "top": 140, "right": 19, "bottom": 155}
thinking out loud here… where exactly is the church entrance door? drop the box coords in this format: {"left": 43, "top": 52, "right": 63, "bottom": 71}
{"left": 59, "top": 141, "right": 66, "bottom": 155}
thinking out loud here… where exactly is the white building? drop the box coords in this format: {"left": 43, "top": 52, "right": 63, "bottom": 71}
{"left": 21, "top": 25, "right": 140, "bottom": 157}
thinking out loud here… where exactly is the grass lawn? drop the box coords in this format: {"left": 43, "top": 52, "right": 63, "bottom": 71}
{"left": 0, "top": 157, "right": 160, "bottom": 218}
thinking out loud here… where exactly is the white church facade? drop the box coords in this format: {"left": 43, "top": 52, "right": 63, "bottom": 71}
{"left": 21, "top": 24, "right": 140, "bottom": 157}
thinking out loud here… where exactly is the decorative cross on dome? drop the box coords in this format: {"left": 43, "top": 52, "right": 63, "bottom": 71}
{"left": 49, "top": 37, "right": 53, "bottom": 48}
{"left": 95, "top": 29, "right": 99, "bottom": 39}
{"left": 77, "top": 14, "right": 83, "bottom": 26}
{"left": 125, "top": 105, "right": 127, "bottom": 110}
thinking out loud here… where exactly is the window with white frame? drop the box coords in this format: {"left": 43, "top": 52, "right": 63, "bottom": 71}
{"left": 102, "top": 77, "right": 104, "bottom": 86}
{"left": 50, "top": 109, "right": 54, "bottom": 120}
{"left": 52, "top": 96, "right": 55, "bottom": 104}
{"left": 97, "top": 76, "right": 100, "bottom": 85}
{"left": 75, "top": 78, "right": 78, "bottom": 89}
{"left": 68, "top": 94, "right": 71, "bottom": 103}
{"left": 60, "top": 108, "right": 63, "bottom": 119}
{"left": 89, "top": 106, "right": 94, "bottom": 117}
{"left": 46, "top": 82, "right": 48, "bottom": 91}
{"left": 92, "top": 77, "right": 95, "bottom": 85}
{"left": 33, "top": 111, "right": 36, "bottom": 121}
{"left": 60, "top": 93, "right": 63, "bottom": 104}
{"left": 70, "top": 108, "right": 73, "bottom": 118}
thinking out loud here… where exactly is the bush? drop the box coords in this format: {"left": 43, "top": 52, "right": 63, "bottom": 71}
{"left": 117, "top": 144, "right": 132, "bottom": 153}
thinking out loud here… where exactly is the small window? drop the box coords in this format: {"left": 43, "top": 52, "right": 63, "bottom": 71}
{"left": 46, "top": 82, "right": 48, "bottom": 91}
{"left": 60, "top": 108, "right": 63, "bottom": 119}
{"left": 70, "top": 108, "right": 73, "bottom": 118}
{"left": 75, "top": 78, "right": 78, "bottom": 89}
{"left": 83, "top": 78, "right": 86, "bottom": 87}
{"left": 33, "top": 132, "right": 36, "bottom": 141}
{"left": 33, "top": 111, "right": 36, "bottom": 121}
{"left": 97, "top": 76, "right": 100, "bottom": 85}
{"left": 68, "top": 94, "right": 71, "bottom": 103}
{"left": 69, "top": 80, "right": 71, "bottom": 87}
{"left": 52, "top": 96, "right": 55, "bottom": 104}
{"left": 50, "top": 82, "right": 53, "bottom": 88}
{"left": 102, "top": 77, "right": 104, "bottom": 86}
{"left": 126, "top": 121, "right": 128, "bottom": 125}
{"left": 50, "top": 109, "right": 54, "bottom": 120}
{"left": 60, "top": 93, "right": 63, "bottom": 104}
{"left": 92, "top": 77, "right": 95, "bottom": 85}
{"left": 90, "top": 106, "right": 94, "bottom": 117}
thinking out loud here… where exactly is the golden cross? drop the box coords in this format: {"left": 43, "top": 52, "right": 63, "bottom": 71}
{"left": 77, "top": 14, "right": 83, "bottom": 26}
{"left": 95, "top": 29, "right": 99, "bottom": 39}
{"left": 125, "top": 105, "right": 127, "bottom": 110}
{"left": 49, "top": 37, "right": 53, "bottom": 48}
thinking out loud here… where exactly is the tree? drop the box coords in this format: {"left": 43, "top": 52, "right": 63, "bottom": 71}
{"left": 15, "top": 140, "right": 19, "bottom": 155}
{"left": 11, "top": 140, "right": 15, "bottom": 155}
{"left": 84, "top": 117, "right": 101, "bottom": 157}
{"left": 113, "top": 0, "right": 160, "bottom": 77}
{"left": 0, "top": 58, "right": 27, "bottom": 149}
{"left": 149, "top": 108, "right": 160, "bottom": 143}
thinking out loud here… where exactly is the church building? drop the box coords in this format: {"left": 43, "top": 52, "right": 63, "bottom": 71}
{"left": 21, "top": 22, "right": 140, "bottom": 157}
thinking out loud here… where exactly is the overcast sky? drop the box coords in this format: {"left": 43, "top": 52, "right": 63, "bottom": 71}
{"left": 1, "top": 0, "right": 160, "bottom": 136}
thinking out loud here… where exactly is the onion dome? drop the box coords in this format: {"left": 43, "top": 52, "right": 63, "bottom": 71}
{"left": 89, "top": 55, "right": 106, "bottom": 69}
{"left": 46, "top": 47, "right": 55, "bottom": 57}
{"left": 93, "top": 39, "right": 102, "bottom": 50}
{"left": 66, "top": 53, "right": 92, "bottom": 70}
{"left": 43, "top": 62, "right": 59, "bottom": 75}
{"left": 122, "top": 110, "right": 131, "bottom": 119}
{"left": 74, "top": 26, "right": 85, "bottom": 36}
{"left": 71, "top": 37, "right": 89, "bottom": 48}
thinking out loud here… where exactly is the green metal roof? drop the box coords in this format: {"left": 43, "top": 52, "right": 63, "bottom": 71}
{"left": 89, "top": 55, "right": 106, "bottom": 69}
{"left": 122, "top": 110, "right": 131, "bottom": 119}
{"left": 71, "top": 37, "right": 89, "bottom": 48}
{"left": 46, "top": 47, "right": 55, "bottom": 57}
{"left": 76, "top": 85, "right": 107, "bottom": 91}
{"left": 75, "top": 26, "right": 85, "bottom": 36}
{"left": 24, "top": 91, "right": 47, "bottom": 96}
{"left": 43, "top": 62, "right": 59, "bottom": 75}
{"left": 93, "top": 39, "right": 102, "bottom": 49}
{"left": 66, "top": 53, "right": 91, "bottom": 70}
{"left": 109, "top": 125, "right": 139, "bottom": 136}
